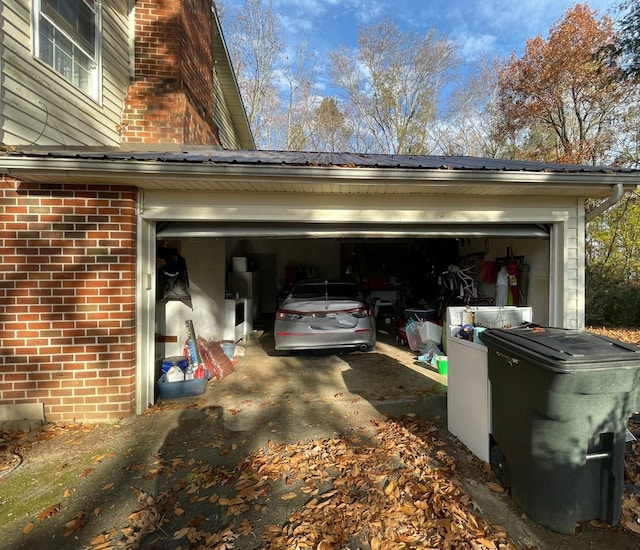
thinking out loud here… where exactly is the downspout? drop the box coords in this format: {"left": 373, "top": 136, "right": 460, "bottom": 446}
{"left": 585, "top": 183, "right": 625, "bottom": 222}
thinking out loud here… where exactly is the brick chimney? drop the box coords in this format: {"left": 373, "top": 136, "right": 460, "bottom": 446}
{"left": 121, "top": 0, "right": 221, "bottom": 147}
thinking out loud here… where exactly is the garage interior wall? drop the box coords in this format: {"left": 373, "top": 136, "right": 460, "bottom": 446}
{"left": 458, "top": 238, "right": 550, "bottom": 326}
{"left": 226, "top": 238, "right": 343, "bottom": 289}
{"left": 156, "top": 238, "right": 226, "bottom": 359}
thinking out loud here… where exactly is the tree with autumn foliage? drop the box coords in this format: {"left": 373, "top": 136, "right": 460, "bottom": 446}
{"left": 497, "top": 4, "right": 632, "bottom": 165}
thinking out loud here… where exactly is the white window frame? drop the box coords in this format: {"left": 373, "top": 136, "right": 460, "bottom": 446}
{"left": 32, "top": 0, "right": 102, "bottom": 101}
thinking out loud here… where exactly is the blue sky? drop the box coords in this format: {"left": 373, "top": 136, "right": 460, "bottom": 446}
{"left": 221, "top": 0, "right": 620, "bottom": 66}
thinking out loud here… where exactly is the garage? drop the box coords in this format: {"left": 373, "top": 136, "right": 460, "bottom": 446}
{"left": 2, "top": 148, "right": 635, "bottom": 416}
{"left": 122, "top": 149, "right": 636, "bottom": 412}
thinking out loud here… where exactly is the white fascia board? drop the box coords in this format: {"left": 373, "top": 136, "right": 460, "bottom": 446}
{"left": 2, "top": 157, "right": 638, "bottom": 194}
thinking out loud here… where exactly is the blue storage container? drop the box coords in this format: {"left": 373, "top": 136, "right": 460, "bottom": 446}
{"left": 157, "top": 371, "right": 210, "bottom": 399}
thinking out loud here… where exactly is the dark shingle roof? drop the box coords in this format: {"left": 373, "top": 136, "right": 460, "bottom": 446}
{"left": 11, "top": 148, "right": 632, "bottom": 174}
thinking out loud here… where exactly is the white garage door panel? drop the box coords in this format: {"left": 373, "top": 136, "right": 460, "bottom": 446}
{"left": 141, "top": 191, "right": 577, "bottom": 223}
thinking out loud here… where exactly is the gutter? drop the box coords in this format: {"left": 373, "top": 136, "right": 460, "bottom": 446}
{"left": 2, "top": 157, "right": 637, "bottom": 187}
{"left": 585, "top": 183, "right": 625, "bottom": 222}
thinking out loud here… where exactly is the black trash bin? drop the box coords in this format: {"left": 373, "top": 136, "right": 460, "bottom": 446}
{"left": 479, "top": 325, "right": 640, "bottom": 535}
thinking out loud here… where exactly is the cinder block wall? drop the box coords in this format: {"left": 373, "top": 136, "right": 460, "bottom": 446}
{"left": 0, "top": 180, "right": 137, "bottom": 422}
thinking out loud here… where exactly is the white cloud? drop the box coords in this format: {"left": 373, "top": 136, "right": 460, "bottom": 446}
{"left": 458, "top": 33, "right": 498, "bottom": 60}
{"left": 221, "top": 0, "right": 620, "bottom": 67}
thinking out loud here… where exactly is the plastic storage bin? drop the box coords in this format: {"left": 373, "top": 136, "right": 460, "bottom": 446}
{"left": 220, "top": 341, "right": 236, "bottom": 359}
{"left": 418, "top": 321, "right": 442, "bottom": 344}
{"left": 157, "top": 371, "right": 210, "bottom": 400}
{"left": 479, "top": 326, "right": 640, "bottom": 534}
{"left": 404, "top": 308, "right": 435, "bottom": 322}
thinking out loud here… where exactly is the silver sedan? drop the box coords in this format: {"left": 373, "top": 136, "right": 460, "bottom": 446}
{"left": 274, "top": 279, "right": 376, "bottom": 352}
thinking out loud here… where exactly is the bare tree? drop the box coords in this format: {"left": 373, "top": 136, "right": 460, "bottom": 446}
{"left": 435, "top": 55, "right": 507, "bottom": 158}
{"left": 280, "top": 40, "right": 320, "bottom": 150}
{"left": 328, "top": 18, "right": 459, "bottom": 155}
{"left": 221, "top": 0, "right": 284, "bottom": 149}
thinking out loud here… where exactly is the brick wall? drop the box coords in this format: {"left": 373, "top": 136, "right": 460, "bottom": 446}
{"left": 0, "top": 179, "right": 137, "bottom": 422}
{"left": 121, "top": 0, "right": 221, "bottom": 146}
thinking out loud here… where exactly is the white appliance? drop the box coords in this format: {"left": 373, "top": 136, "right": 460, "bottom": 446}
{"left": 228, "top": 271, "right": 260, "bottom": 320}
{"left": 224, "top": 298, "right": 252, "bottom": 342}
{"left": 446, "top": 305, "right": 533, "bottom": 462}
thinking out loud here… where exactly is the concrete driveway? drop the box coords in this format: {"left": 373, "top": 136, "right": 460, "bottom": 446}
{"left": 1, "top": 330, "right": 638, "bottom": 549}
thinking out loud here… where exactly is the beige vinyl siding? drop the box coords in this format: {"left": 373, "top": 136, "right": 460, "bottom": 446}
{"left": 0, "top": 0, "right": 130, "bottom": 147}
{"left": 572, "top": 198, "right": 586, "bottom": 330}
{"left": 212, "top": 66, "right": 242, "bottom": 150}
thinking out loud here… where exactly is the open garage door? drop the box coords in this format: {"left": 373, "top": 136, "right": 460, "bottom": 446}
{"left": 138, "top": 191, "right": 567, "bottom": 414}
{"left": 156, "top": 221, "right": 551, "bottom": 239}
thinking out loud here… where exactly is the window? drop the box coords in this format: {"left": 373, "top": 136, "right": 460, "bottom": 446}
{"left": 34, "top": 0, "right": 101, "bottom": 99}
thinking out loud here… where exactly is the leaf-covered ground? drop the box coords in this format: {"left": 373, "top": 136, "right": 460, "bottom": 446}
{"left": 32, "top": 415, "right": 519, "bottom": 550}
{"left": 1, "top": 327, "right": 640, "bottom": 549}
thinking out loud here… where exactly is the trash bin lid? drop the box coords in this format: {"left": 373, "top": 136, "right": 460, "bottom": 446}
{"left": 479, "top": 325, "right": 640, "bottom": 372}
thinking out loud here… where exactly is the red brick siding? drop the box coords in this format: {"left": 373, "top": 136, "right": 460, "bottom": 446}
{"left": 182, "top": 0, "right": 219, "bottom": 144}
{"left": 121, "top": 0, "right": 221, "bottom": 146}
{"left": 0, "top": 179, "right": 137, "bottom": 422}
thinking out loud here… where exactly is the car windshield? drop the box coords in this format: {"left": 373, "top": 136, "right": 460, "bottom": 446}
{"left": 291, "top": 282, "right": 360, "bottom": 300}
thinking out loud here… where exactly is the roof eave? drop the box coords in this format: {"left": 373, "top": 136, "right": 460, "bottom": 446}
{"left": 1, "top": 157, "right": 637, "bottom": 197}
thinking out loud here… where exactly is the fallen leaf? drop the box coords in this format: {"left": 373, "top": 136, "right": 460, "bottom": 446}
{"left": 102, "top": 482, "right": 115, "bottom": 491}
{"left": 218, "top": 497, "right": 243, "bottom": 506}
{"left": 173, "top": 526, "right": 191, "bottom": 540}
{"left": 23, "top": 522, "right": 35, "bottom": 534}
{"left": 486, "top": 482, "right": 505, "bottom": 493}
{"left": 64, "top": 511, "right": 87, "bottom": 536}
{"left": 475, "top": 537, "right": 497, "bottom": 549}
{"left": 63, "top": 488, "right": 74, "bottom": 498}
{"left": 280, "top": 492, "right": 298, "bottom": 501}
{"left": 79, "top": 468, "right": 94, "bottom": 478}
{"left": 384, "top": 480, "right": 396, "bottom": 495}
{"left": 38, "top": 503, "right": 61, "bottom": 521}
{"left": 239, "top": 518, "right": 253, "bottom": 535}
